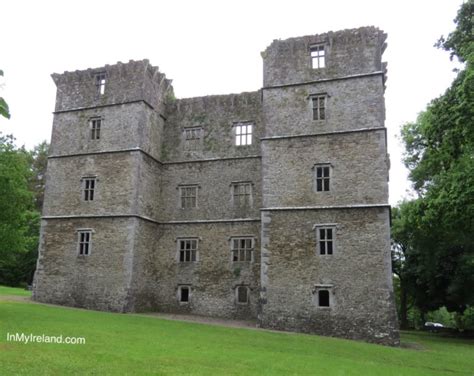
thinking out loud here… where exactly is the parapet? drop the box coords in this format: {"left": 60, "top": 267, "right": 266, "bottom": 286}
{"left": 262, "top": 26, "right": 387, "bottom": 87}
{"left": 52, "top": 59, "right": 173, "bottom": 115}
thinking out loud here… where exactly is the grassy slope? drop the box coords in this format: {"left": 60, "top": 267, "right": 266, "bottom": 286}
{"left": 0, "top": 287, "right": 473, "bottom": 375}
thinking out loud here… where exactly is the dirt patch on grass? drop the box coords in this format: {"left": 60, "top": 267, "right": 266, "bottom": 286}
{"left": 0, "top": 295, "right": 31, "bottom": 303}
{"left": 400, "top": 341, "right": 425, "bottom": 351}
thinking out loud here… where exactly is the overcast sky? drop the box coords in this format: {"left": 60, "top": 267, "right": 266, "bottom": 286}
{"left": 0, "top": 0, "right": 464, "bottom": 205}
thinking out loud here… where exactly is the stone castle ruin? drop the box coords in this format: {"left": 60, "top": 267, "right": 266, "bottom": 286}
{"left": 33, "top": 26, "right": 399, "bottom": 345}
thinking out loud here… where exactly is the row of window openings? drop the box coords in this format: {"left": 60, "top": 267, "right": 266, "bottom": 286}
{"left": 178, "top": 286, "right": 331, "bottom": 307}
{"left": 178, "top": 285, "right": 250, "bottom": 304}
{"left": 91, "top": 45, "right": 324, "bottom": 98}
{"left": 77, "top": 228, "right": 334, "bottom": 259}
{"left": 82, "top": 166, "right": 330, "bottom": 204}
{"left": 85, "top": 95, "right": 327, "bottom": 145}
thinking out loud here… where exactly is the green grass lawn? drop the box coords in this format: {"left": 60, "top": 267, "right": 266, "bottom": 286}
{"left": 1, "top": 287, "right": 473, "bottom": 375}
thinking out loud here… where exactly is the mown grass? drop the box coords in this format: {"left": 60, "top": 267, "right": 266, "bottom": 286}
{"left": 0, "top": 286, "right": 473, "bottom": 375}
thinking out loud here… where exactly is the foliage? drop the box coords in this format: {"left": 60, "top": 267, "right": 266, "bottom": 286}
{"left": 0, "top": 70, "right": 10, "bottom": 119}
{"left": 1, "top": 293, "right": 474, "bottom": 375}
{"left": 27, "top": 141, "right": 49, "bottom": 212}
{"left": 394, "top": 0, "right": 474, "bottom": 322}
{"left": 0, "top": 135, "right": 41, "bottom": 286}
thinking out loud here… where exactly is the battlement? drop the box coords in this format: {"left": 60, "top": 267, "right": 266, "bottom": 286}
{"left": 262, "top": 26, "right": 387, "bottom": 87}
{"left": 52, "top": 59, "right": 174, "bottom": 115}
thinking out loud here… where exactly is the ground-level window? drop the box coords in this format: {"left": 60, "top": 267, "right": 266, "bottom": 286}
{"left": 178, "top": 239, "right": 198, "bottom": 262}
{"left": 236, "top": 286, "right": 249, "bottom": 304}
{"left": 318, "top": 290, "right": 330, "bottom": 307}
{"left": 313, "top": 284, "right": 333, "bottom": 308}
{"left": 77, "top": 230, "right": 92, "bottom": 256}
{"left": 231, "top": 237, "right": 253, "bottom": 262}
{"left": 234, "top": 122, "right": 253, "bottom": 146}
{"left": 178, "top": 285, "right": 190, "bottom": 303}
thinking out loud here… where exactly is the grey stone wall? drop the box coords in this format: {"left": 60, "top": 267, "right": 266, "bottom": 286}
{"left": 50, "top": 103, "right": 164, "bottom": 162}
{"left": 52, "top": 59, "right": 173, "bottom": 115}
{"left": 152, "top": 222, "right": 260, "bottom": 320}
{"left": 262, "top": 75, "right": 385, "bottom": 137}
{"left": 163, "top": 92, "right": 262, "bottom": 161}
{"left": 161, "top": 158, "right": 261, "bottom": 221}
{"left": 261, "top": 129, "right": 389, "bottom": 208}
{"left": 43, "top": 152, "right": 138, "bottom": 217}
{"left": 259, "top": 208, "right": 398, "bottom": 345}
{"left": 33, "top": 218, "right": 137, "bottom": 312}
{"left": 262, "top": 27, "right": 387, "bottom": 87}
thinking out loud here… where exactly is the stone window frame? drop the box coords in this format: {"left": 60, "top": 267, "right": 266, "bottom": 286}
{"left": 81, "top": 175, "right": 98, "bottom": 202}
{"left": 89, "top": 117, "right": 102, "bottom": 140}
{"left": 312, "top": 284, "right": 333, "bottom": 309}
{"left": 230, "top": 181, "right": 253, "bottom": 208}
{"left": 177, "top": 184, "right": 200, "bottom": 209}
{"left": 229, "top": 236, "right": 255, "bottom": 263}
{"left": 183, "top": 126, "right": 202, "bottom": 141}
{"left": 310, "top": 44, "right": 326, "bottom": 69}
{"left": 176, "top": 237, "right": 200, "bottom": 263}
{"left": 235, "top": 285, "right": 250, "bottom": 305}
{"left": 312, "top": 163, "right": 332, "bottom": 192}
{"left": 94, "top": 72, "right": 107, "bottom": 96}
{"left": 308, "top": 93, "right": 328, "bottom": 122}
{"left": 76, "top": 228, "right": 93, "bottom": 256}
{"left": 233, "top": 121, "right": 253, "bottom": 146}
{"left": 177, "top": 284, "right": 192, "bottom": 304}
{"left": 313, "top": 223, "right": 337, "bottom": 256}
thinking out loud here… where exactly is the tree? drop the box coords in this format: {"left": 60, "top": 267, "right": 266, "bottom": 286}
{"left": 0, "top": 134, "right": 36, "bottom": 285}
{"left": 398, "top": 0, "right": 474, "bottom": 320}
{"left": 27, "top": 141, "right": 49, "bottom": 212}
{"left": 0, "top": 70, "right": 10, "bottom": 119}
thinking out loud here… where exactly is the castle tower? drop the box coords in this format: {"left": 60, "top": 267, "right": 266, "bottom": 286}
{"left": 33, "top": 60, "right": 173, "bottom": 312}
{"left": 258, "top": 27, "right": 399, "bottom": 345}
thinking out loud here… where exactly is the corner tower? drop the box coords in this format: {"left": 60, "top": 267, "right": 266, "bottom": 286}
{"left": 33, "top": 60, "right": 173, "bottom": 312}
{"left": 258, "top": 27, "right": 399, "bottom": 345}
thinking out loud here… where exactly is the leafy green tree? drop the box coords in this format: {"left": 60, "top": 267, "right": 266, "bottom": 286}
{"left": 398, "top": 0, "right": 474, "bottom": 320}
{"left": 0, "top": 134, "right": 36, "bottom": 285}
{"left": 0, "top": 70, "right": 10, "bottom": 119}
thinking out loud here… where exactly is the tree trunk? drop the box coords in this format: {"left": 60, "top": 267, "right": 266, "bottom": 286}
{"left": 399, "top": 279, "right": 409, "bottom": 329}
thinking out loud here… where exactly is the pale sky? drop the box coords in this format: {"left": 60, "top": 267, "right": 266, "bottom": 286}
{"left": 0, "top": 0, "right": 464, "bottom": 206}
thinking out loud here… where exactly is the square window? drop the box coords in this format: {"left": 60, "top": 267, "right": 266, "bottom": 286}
{"left": 179, "top": 185, "right": 198, "bottom": 209}
{"left": 234, "top": 123, "right": 253, "bottom": 146}
{"left": 310, "top": 44, "right": 325, "bottom": 69}
{"left": 77, "top": 230, "right": 92, "bottom": 256}
{"left": 178, "top": 239, "right": 198, "bottom": 262}
{"left": 95, "top": 72, "right": 106, "bottom": 95}
{"left": 82, "top": 177, "right": 96, "bottom": 201}
{"left": 231, "top": 237, "right": 253, "bottom": 262}
{"left": 232, "top": 182, "right": 252, "bottom": 208}
{"left": 90, "top": 117, "right": 101, "bottom": 140}
{"left": 314, "top": 165, "right": 331, "bottom": 192}
{"left": 236, "top": 286, "right": 249, "bottom": 304}
{"left": 311, "top": 95, "right": 326, "bottom": 121}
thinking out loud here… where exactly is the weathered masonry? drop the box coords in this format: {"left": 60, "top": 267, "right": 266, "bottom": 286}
{"left": 33, "top": 27, "right": 399, "bottom": 345}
